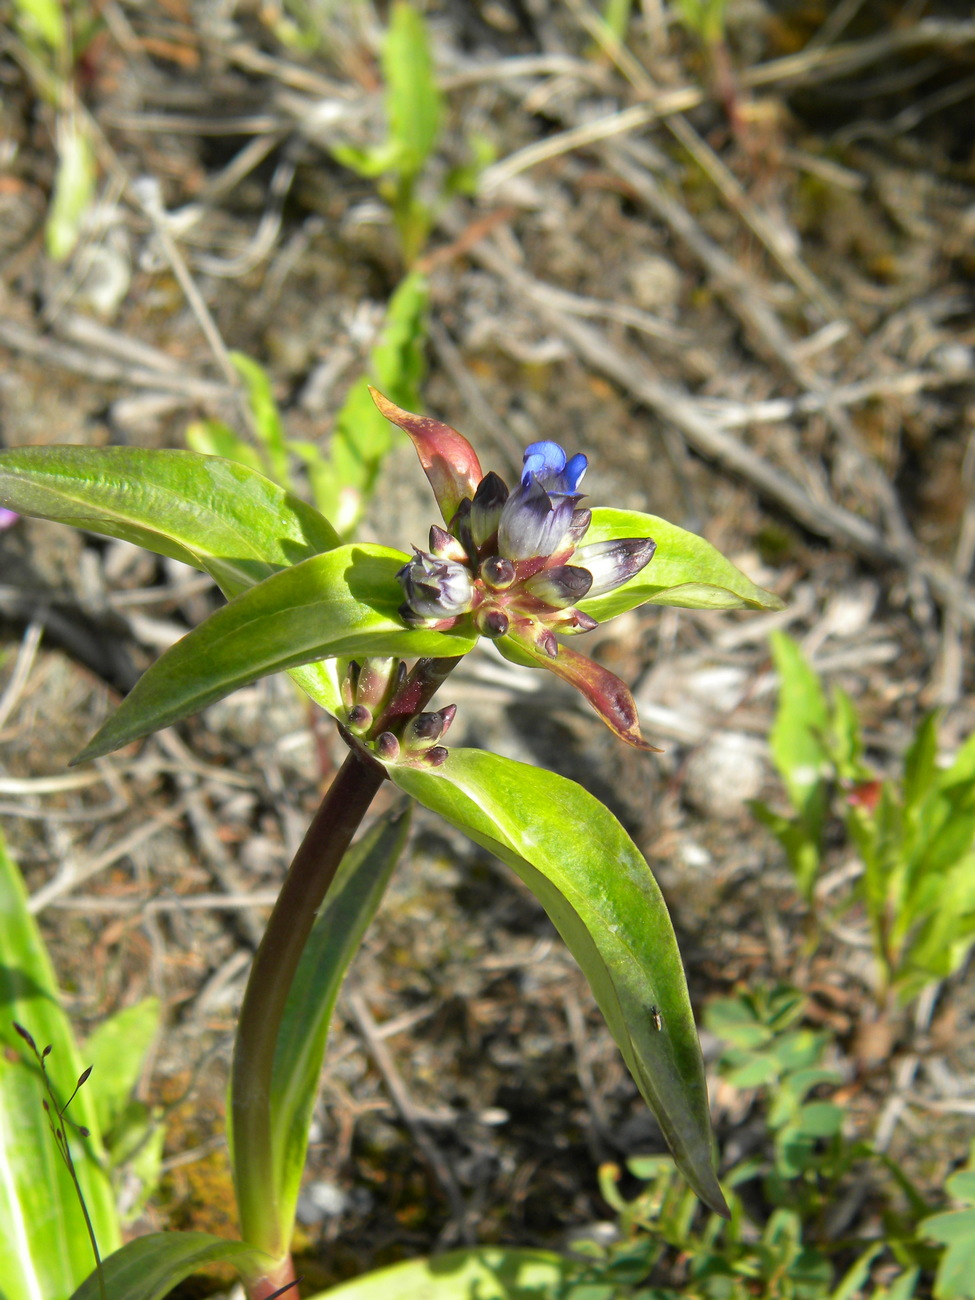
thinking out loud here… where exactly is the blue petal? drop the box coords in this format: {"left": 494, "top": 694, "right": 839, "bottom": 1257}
{"left": 521, "top": 441, "right": 567, "bottom": 485}
{"left": 564, "top": 453, "right": 588, "bottom": 492}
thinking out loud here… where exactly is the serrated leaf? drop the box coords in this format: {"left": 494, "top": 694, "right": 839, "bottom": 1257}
{"left": 0, "top": 446, "right": 339, "bottom": 596}
{"left": 0, "top": 828, "right": 121, "bottom": 1298}
{"left": 389, "top": 749, "right": 728, "bottom": 1216}
{"left": 266, "top": 808, "right": 409, "bottom": 1254}
{"left": 70, "top": 1232, "right": 276, "bottom": 1300}
{"left": 579, "top": 508, "right": 783, "bottom": 620}
{"left": 309, "top": 1247, "right": 576, "bottom": 1300}
{"left": 74, "top": 545, "right": 477, "bottom": 763}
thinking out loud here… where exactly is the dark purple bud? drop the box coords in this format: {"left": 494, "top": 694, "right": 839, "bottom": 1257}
{"left": 398, "top": 548, "right": 475, "bottom": 622}
{"left": 425, "top": 746, "right": 449, "bottom": 767}
{"left": 475, "top": 607, "right": 510, "bottom": 638}
{"left": 376, "top": 732, "right": 401, "bottom": 761}
{"left": 347, "top": 704, "right": 372, "bottom": 731}
{"left": 480, "top": 555, "right": 516, "bottom": 590}
{"left": 537, "top": 627, "right": 559, "bottom": 658}
{"left": 470, "top": 472, "right": 509, "bottom": 549}
{"left": 574, "top": 537, "right": 657, "bottom": 597}
{"left": 448, "top": 496, "right": 476, "bottom": 562}
{"left": 497, "top": 478, "right": 576, "bottom": 562}
{"left": 523, "top": 564, "right": 593, "bottom": 609}
{"left": 355, "top": 657, "right": 401, "bottom": 713}
{"left": 429, "top": 525, "right": 468, "bottom": 563}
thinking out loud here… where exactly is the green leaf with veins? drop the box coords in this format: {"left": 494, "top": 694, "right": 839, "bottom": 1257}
{"left": 389, "top": 748, "right": 728, "bottom": 1217}
{"left": 580, "top": 507, "right": 783, "bottom": 618}
{"left": 0, "top": 446, "right": 338, "bottom": 595}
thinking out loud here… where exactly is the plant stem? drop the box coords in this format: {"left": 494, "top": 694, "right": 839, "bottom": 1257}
{"left": 231, "top": 746, "right": 386, "bottom": 1267}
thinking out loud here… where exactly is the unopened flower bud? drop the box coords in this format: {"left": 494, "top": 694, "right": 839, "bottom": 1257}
{"left": 573, "top": 537, "right": 656, "bottom": 597}
{"left": 404, "top": 704, "right": 457, "bottom": 753}
{"left": 480, "top": 555, "right": 516, "bottom": 590}
{"left": 355, "top": 657, "right": 401, "bottom": 712}
{"left": 429, "top": 525, "right": 468, "bottom": 564}
{"left": 398, "top": 548, "right": 475, "bottom": 623}
{"left": 475, "top": 607, "right": 510, "bottom": 638}
{"left": 347, "top": 704, "right": 372, "bottom": 732}
{"left": 375, "top": 731, "right": 400, "bottom": 761}
{"left": 497, "top": 478, "right": 576, "bottom": 562}
{"left": 470, "top": 472, "right": 509, "bottom": 549}
{"left": 549, "top": 607, "right": 599, "bottom": 635}
{"left": 425, "top": 746, "right": 449, "bottom": 767}
{"left": 523, "top": 564, "right": 593, "bottom": 609}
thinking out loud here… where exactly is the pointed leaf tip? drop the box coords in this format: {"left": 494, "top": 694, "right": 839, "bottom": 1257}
{"left": 369, "top": 387, "right": 483, "bottom": 523}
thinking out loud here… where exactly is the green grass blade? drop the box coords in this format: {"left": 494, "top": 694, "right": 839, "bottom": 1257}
{"left": 0, "top": 828, "right": 121, "bottom": 1298}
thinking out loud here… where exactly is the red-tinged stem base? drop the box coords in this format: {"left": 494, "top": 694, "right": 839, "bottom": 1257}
{"left": 247, "top": 1254, "right": 299, "bottom": 1300}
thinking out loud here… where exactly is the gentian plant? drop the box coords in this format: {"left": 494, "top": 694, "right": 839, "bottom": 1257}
{"left": 0, "top": 392, "right": 782, "bottom": 1299}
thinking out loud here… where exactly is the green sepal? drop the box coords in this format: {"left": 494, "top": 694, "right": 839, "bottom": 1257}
{"left": 388, "top": 748, "right": 728, "bottom": 1217}
{"left": 73, "top": 545, "right": 476, "bottom": 763}
{"left": 580, "top": 507, "right": 783, "bottom": 619}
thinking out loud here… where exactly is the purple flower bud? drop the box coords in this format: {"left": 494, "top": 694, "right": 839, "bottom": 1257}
{"left": 523, "top": 564, "right": 593, "bottom": 609}
{"left": 429, "top": 525, "right": 468, "bottom": 564}
{"left": 404, "top": 703, "right": 457, "bottom": 752}
{"left": 425, "top": 746, "right": 449, "bottom": 767}
{"left": 355, "top": 657, "right": 402, "bottom": 712}
{"left": 474, "top": 607, "right": 509, "bottom": 638}
{"left": 347, "top": 704, "right": 372, "bottom": 731}
{"left": 573, "top": 537, "right": 657, "bottom": 597}
{"left": 470, "top": 472, "right": 509, "bottom": 549}
{"left": 0, "top": 508, "right": 18, "bottom": 531}
{"left": 376, "top": 731, "right": 401, "bottom": 761}
{"left": 398, "top": 548, "right": 475, "bottom": 623}
{"left": 497, "top": 478, "right": 577, "bottom": 562}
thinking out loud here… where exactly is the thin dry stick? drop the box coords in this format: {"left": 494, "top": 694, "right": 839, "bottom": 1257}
{"left": 0, "top": 620, "right": 44, "bottom": 734}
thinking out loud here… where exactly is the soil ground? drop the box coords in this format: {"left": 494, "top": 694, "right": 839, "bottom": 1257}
{"left": 1, "top": 1, "right": 974, "bottom": 1295}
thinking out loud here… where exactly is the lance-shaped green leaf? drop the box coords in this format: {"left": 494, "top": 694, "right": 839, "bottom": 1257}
{"left": 0, "top": 446, "right": 338, "bottom": 596}
{"left": 579, "top": 507, "right": 783, "bottom": 619}
{"left": 0, "top": 828, "right": 121, "bottom": 1299}
{"left": 310, "top": 1247, "right": 577, "bottom": 1300}
{"left": 75, "top": 545, "right": 477, "bottom": 763}
{"left": 389, "top": 749, "right": 728, "bottom": 1216}
{"left": 70, "top": 1232, "right": 277, "bottom": 1300}
{"left": 266, "top": 807, "right": 409, "bottom": 1258}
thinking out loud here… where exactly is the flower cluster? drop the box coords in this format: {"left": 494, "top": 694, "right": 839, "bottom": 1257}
{"left": 398, "top": 440, "right": 655, "bottom": 657}
{"left": 372, "top": 390, "right": 661, "bottom": 751}
{"left": 340, "top": 655, "right": 456, "bottom": 768}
